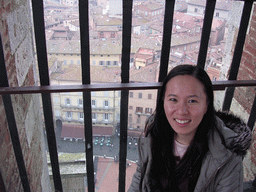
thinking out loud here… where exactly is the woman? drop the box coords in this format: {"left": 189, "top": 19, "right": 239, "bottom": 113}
{"left": 128, "top": 65, "right": 251, "bottom": 192}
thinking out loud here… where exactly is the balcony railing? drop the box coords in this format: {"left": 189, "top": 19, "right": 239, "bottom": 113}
{"left": 0, "top": 0, "right": 256, "bottom": 192}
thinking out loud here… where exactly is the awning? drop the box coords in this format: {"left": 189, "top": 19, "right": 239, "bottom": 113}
{"left": 60, "top": 124, "right": 114, "bottom": 139}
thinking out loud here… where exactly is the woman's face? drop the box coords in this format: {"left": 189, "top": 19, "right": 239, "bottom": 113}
{"left": 163, "top": 75, "right": 208, "bottom": 143}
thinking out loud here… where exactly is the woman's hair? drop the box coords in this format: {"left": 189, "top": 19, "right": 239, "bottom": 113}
{"left": 144, "top": 64, "right": 216, "bottom": 190}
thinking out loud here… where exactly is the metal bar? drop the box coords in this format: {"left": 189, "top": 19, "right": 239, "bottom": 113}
{"left": 119, "top": 0, "right": 133, "bottom": 191}
{"left": 119, "top": 89, "right": 129, "bottom": 192}
{"left": 121, "top": 0, "right": 133, "bottom": 83}
{"left": 79, "top": 0, "right": 95, "bottom": 191}
{"left": 248, "top": 94, "right": 256, "bottom": 131}
{"left": 222, "top": 1, "right": 253, "bottom": 111}
{"left": 158, "top": 0, "right": 175, "bottom": 82}
{"left": 197, "top": 0, "right": 216, "bottom": 69}
{"left": 0, "top": 34, "right": 31, "bottom": 192}
{"left": 31, "top": 0, "right": 63, "bottom": 191}
{"left": 1, "top": 80, "right": 256, "bottom": 95}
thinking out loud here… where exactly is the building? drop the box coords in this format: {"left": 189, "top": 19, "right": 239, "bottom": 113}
{"left": 187, "top": 0, "right": 232, "bottom": 20}
{"left": 133, "top": 2, "right": 165, "bottom": 21}
{"left": 50, "top": 65, "right": 121, "bottom": 140}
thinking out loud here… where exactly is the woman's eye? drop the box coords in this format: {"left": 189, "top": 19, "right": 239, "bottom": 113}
{"left": 169, "top": 98, "right": 177, "bottom": 102}
{"left": 189, "top": 100, "right": 197, "bottom": 103}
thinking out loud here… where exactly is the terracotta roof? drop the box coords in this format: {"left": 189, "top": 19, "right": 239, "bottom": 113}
{"left": 130, "top": 62, "right": 159, "bottom": 83}
{"left": 96, "top": 26, "right": 119, "bottom": 32}
{"left": 51, "top": 65, "right": 121, "bottom": 83}
{"left": 146, "top": 3, "right": 164, "bottom": 11}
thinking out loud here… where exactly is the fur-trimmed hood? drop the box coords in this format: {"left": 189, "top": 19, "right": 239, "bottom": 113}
{"left": 215, "top": 111, "right": 252, "bottom": 157}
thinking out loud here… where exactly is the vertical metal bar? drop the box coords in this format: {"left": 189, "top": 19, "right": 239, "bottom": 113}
{"left": 79, "top": 0, "right": 95, "bottom": 191}
{"left": 248, "top": 94, "right": 256, "bottom": 131}
{"left": 158, "top": 0, "right": 175, "bottom": 82}
{"left": 121, "top": 0, "right": 133, "bottom": 83}
{"left": 119, "top": 0, "right": 133, "bottom": 191}
{"left": 0, "top": 35, "right": 30, "bottom": 192}
{"left": 222, "top": 1, "right": 253, "bottom": 111}
{"left": 31, "top": 1, "right": 63, "bottom": 191}
{"left": 197, "top": 0, "right": 216, "bottom": 69}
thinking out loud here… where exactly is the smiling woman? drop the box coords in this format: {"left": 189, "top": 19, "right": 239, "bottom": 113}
{"left": 128, "top": 65, "right": 252, "bottom": 192}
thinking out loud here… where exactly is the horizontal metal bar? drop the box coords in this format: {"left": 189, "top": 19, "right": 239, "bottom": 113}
{"left": 0, "top": 80, "right": 256, "bottom": 95}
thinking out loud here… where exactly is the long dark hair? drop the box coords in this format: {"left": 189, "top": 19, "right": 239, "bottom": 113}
{"left": 144, "top": 64, "right": 216, "bottom": 191}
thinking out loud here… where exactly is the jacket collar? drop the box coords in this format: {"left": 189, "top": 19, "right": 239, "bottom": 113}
{"left": 215, "top": 111, "right": 252, "bottom": 157}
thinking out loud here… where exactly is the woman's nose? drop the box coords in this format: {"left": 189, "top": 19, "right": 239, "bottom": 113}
{"left": 177, "top": 102, "right": 188, "bottom": 114}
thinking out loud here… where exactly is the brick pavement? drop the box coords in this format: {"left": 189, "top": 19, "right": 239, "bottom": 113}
{"left": 94, "top": 156, "right": 137, "bottom": 192}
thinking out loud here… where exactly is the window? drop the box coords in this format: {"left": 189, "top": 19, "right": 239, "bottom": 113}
{"left": 106, "top": 61, "right": 111, "bottom": 66}
{"left": 78, "top": 112, "right": 84, "bottom": 120}
{"left": 138, "top": 93, "right": 142, "bottom": 99}
{"left": 92, "top": 113, "right": 97, "bottom": 121}
{"left": 137, "top": 116, "right": 141, "bottom": 124}
{"left": 145, "top": 108, "right": 152, "bottom": 114}
{"left": 104, "top": 91, "right": 109, "bottom": 97}
{"left": 148, "top": 94, "right": 152, "bottom": 99}
{"left": 78, "top": 99, "right": 83, "bottom": 106}
{"left": 66, "top": 111, "right": 72, "bottom": 119}
{"left": 93, "top": 60, "right": 96, "bottom": 65}
{"left": 194, "top": 8, "right": 198, "bottom": 13}
{"left": 54, "top": 97, "right": 59, "bottom": 103}
{"left": 136, "top": 107, "right": 143, "bottom": 114}
{"left": 77, "top": 60, "right": 80, "bottom": 65}
{"left": 104, "top": 100, "right": 109, "bottom": 108}
{"left": 113, "top": 61, "right": 118, "bottom": 66}
{"left": 70, "top": 60, "right": 74, "bottom": 64}
{"left": 99, "top": 61, "right": 104, "bottom": 65}
{"left": 128, "top": 114, "right": 132, "bottom": 123}
{"left": 91, "top": 92, "right": 96, "bottom": 96}
{"left": 111, "top": 32, "right": 115, "bottom": 38}
{"left": 103, "top": 113, "right": 109, "bottom": 121}
{"left": 100, "top": 32, "right": 104, "bottom": 38}
{"left": 216, "top": 12, "right": 219, "bottom": 17}
{"left": 129, "top": 106, "right": 133, "bottom": 109}
{"left": 65, "top": 98, "right": 71, "bottom": 105}
{"left": 92, "top": 100, "right": 96, "bottom": 107}
{"left": 55, "top": 110, "right": 60, "bottom": 116}
{"left": 130, "top": 92, "right": 133, "bottom": 98}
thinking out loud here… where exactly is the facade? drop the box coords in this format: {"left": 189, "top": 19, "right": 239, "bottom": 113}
{"left": 134, "top": 2, "right": 165, "bottom": 21}
{"left": 51, "top": 65, "right": 121, "bottom": 140}
{"left": 187, "top": 0, "right": 232, "bottom": 20}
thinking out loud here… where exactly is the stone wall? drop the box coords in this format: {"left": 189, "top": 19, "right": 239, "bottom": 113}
{"left": 0, "top": 1, "right": 51, "bottom": 191}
